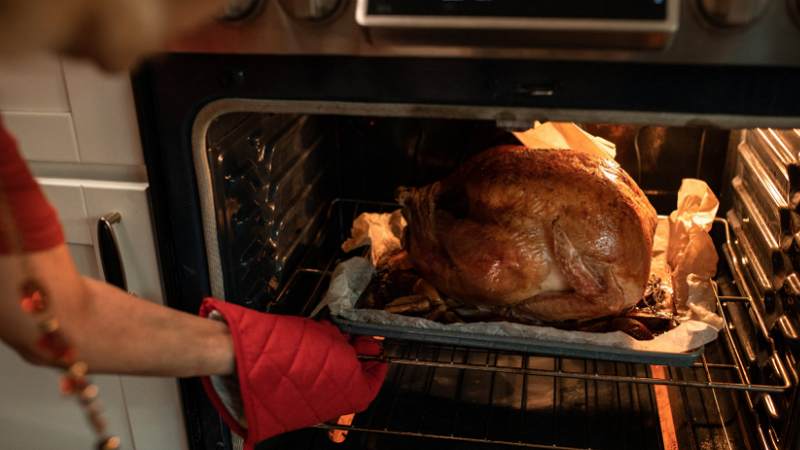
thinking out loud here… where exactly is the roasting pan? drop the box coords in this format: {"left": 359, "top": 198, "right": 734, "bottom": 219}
{"left": 331, "top": 315, "right": 706, "bottom": 366}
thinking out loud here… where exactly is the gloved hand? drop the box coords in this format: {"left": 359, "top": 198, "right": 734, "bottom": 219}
{"left": 199, "top": 297, "right": 387, "bottom": 449}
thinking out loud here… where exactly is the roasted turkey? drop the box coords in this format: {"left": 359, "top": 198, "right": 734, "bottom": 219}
{"left": 396, "top": 146, "right": 658, "bottom": 322}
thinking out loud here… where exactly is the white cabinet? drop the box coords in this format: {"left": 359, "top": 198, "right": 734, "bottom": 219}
{"left": 37, "top": 178, "right": 190, "bottom": 450}
{"left": 0, "top": 179, "right": 190, "bottom": 450}
{"left": 0, "top": 346, "right": 137, "bottom": 449}
{"left": 39, "top": 178, "right": 167, "bottom": 304}
{"left": 39, "top": 183, "right": 92, "bottom": 245}
{"left": 0, "top": 177, "right": 191, "bottom": 450}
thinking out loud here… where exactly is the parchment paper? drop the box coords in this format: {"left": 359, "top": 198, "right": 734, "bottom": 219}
{"left": 667, "top": 179, "right": 723, "bottom": 330}
{"left": 341, "top": 210, "right": 407, "bottom": 267}
{"left": 513, "top": 122, "right": 617, "bottom": 159}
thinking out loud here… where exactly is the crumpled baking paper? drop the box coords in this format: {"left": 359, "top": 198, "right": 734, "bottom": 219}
{"left": 513, "top": 122, "right": 617, "bottom": 160}
{"left": 314, "top": 257, "right": 376, "bottom": 318}
{"left": 341, "top": 209, "right": 406, "bottom": 267}
{"left": 314, "top": 178, "right": 723, "bottom": 354}
{"left": 667, "top": 179, "right": 723, "bottom": 331}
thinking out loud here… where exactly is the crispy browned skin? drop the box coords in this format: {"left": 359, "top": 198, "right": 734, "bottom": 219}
{"left": 396, "top": 146, "right": 658, "bottom": 322}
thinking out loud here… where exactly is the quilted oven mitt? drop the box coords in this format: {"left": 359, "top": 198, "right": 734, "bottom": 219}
{"left": 199, "top": 297, "right": 387, "bottom": 449}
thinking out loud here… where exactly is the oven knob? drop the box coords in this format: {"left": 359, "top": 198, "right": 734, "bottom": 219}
{"left": 222, "top": 0, "right": 267, "bottom": 22}
{"left": 278, "top": 0, "right": 343, "bottom": 21}
{"left": 697, "top": 0, "right": 772, "bottom": 27}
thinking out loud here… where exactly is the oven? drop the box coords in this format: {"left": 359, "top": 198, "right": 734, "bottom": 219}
{"left": 132, "top": 1, "right": 800, "bottom": 449}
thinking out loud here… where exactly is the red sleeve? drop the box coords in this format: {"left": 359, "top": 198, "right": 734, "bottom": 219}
{"left": 0, "top": 117, "right": 65, "bottom": 254}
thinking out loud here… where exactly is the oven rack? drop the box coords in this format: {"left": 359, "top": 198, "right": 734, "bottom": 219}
{"left": 268, "top": 199, "right": 793, "bottom": 450}
{"left": 271, "top": 200, "right": 792, "bottom": 395}
{"left": 314, "top": 339, "right": 675, "bottom": 450}
{"left": 311, "top": 339, "right": 741, "bottom": 450}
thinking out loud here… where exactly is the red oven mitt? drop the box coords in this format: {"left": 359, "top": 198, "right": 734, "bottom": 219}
{"left": 199, "top": 297, "right": 387, "bottom": 449}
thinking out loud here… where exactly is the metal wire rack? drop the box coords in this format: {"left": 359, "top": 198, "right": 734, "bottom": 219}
{"left": 316, "top": 343, "right": 668, "bottom": 450}
{"left": 306, "top": 342, "right": 746, "bottom": 450}
{"left": 263, "top": 199, "right": 794, "bottom": 450}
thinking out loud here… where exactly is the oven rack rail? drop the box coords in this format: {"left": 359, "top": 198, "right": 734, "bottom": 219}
{"left": 274, "top": 200, "right": 792, "bottom": 395}
{"left": 312, "top": 424, "right": 621, "bottom": 450}
{"left": 318, "top": 338, "right": 673, "bottom": 450}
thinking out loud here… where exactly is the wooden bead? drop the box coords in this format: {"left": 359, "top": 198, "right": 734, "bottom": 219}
{"left": 81, "top": 385, "right": 100, "bottom": 401}
{"left": 38, "top": 317, "right": 59, "bottom": 333}
{"left": 68, "top": 362, "right": 88, "bottom": 378}
{"left": 97, "top": 437, "right": 120, "bottom": 450}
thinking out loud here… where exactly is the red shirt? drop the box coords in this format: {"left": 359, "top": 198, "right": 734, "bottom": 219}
{"left": 0, "top": 117, "right": 65, "bottom": 253}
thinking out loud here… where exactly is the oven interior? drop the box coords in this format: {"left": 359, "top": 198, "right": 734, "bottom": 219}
{"left": 199, "top": 110, "right": 799, "bottom": 450}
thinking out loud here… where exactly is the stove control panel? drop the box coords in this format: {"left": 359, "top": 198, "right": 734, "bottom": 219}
{"left": 355, "top": 0, "right": 679, "bottom": 50}
{"left": 356, "top": 0, "right": 676, "bottom": 30}
{"left": 167, "top": 0, "right": 800, "bottom": 68}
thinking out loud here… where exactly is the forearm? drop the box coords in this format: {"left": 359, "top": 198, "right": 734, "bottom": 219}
{"left": 0, "top": 245, "right": 235, "bottom": 377}
{"left": 72, "top": 277, "right": 235, "bottom": 377}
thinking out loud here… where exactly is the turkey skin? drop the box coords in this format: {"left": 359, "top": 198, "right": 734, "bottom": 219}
{"left": 396, "top": 146, "right": 658, "bottom": 322}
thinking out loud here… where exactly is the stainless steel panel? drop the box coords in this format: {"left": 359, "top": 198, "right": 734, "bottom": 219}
{"left": 745, "top": 129, "right": 793, "bottom": 199}
{"left": 172, "top": 0, "right": 800, "bottom": 67}
{"left": 747, "top": 129, "right": 800, "bottom": 212}
{"left": 736, "top": 141, "right": 792, "bottom": 238}
{"left": 732, "top": 176, "right": 781, "bottom": 259}
{"left": 727, "top": 208, "right": 776, "bottom": 295}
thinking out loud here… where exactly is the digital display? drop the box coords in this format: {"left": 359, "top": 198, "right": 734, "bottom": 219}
{"left": 367, "top": 0, "right": 668, "bottom": 21}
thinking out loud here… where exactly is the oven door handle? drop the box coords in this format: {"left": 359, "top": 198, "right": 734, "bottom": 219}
{"left": 97, "top": 212, "right": 128, "bottom": 292}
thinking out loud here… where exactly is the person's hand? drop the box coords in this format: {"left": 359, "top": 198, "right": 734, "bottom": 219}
{"left": 199, "top": 298, "right": 387, "bottom": 449}
{"left": 0, "top": 0, "right": 236, "bottom": 71}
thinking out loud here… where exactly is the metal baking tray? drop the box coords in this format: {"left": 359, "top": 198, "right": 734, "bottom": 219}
{"left": 331, "top": 315, "right": 704, "bottom": 366}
